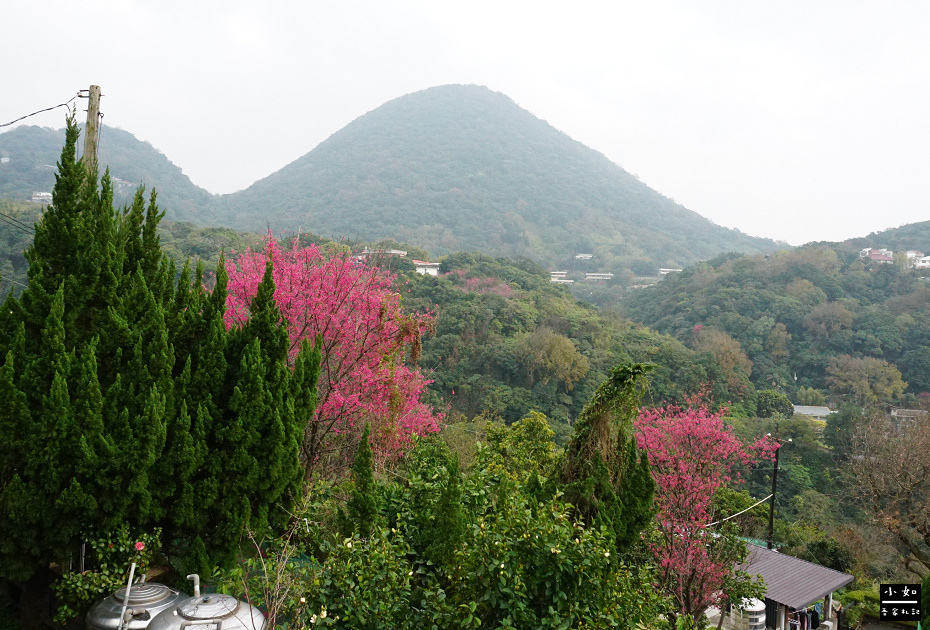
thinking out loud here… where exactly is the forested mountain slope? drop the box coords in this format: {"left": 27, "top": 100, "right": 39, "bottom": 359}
{"left": 217, "top": 85, "right": 780, "bottom": 269}
{"left": 0, "top": 124, "right": 219, "bottom": 223}
{"left": 842, "top": 219, "right": 930, "bottom": 255}
{"left": 2, "top": 86, "right": 781, "bottom": 271}
{"left": 623, "top": 245, "right": 930, "bottom": 401}
{"left": 400, "top": 252, "right": 761, "bottom": 441}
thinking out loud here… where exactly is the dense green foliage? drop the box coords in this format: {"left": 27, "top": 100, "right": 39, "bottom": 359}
{"left": 755, "top": 389, "right": 794, "bottom": 418}
{"left": 218, "top": 432, "right": 665, "bottom": 629}
{"left": 0, "top": 117, "right": 321, "bottom": 610}
{"left": 341, "top": 424, "right": 381, "bottom": 539}
{"left": 624, "top": 246, "right": 930, "bottom": 400}
{"left": 0, "top": 196, "right": 260, "bottom": 294}
{"left": 51, "top": 527, "right": 161, "bottom": 623}
{"left": 0, "top": 123, "right": 219, "bottom": 223}
{"left": 396, "top": 252, "right": 760, "bottom": 438}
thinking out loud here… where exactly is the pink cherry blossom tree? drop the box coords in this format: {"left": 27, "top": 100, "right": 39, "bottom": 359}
{"left": 635, "top": 399, "right": 776, "bottom": 627}
{"left": 225, "top": 237, "right": 439, "bottom": 477}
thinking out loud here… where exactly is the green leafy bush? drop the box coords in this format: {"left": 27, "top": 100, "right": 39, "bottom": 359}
{"left": 52, "top": 527, "right": 161, "bottom": 624}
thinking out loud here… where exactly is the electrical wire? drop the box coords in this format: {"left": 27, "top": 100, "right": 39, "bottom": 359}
{"left": 1, "top": 93, "right": 81, "bottom": 128}
{"left": 0, "top": 277, "right": 28, "bottom": 289}
{"left": 0, "top": 212, "right": 35, "bottom": 235}
{"left": 0, "top": 210, "right": 36, "bottom": 233}
{"left": 705, "top": 493, "right": 773, "bottom": 528}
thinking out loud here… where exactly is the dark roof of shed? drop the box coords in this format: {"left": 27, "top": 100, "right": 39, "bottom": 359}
{"left": 743, "top": 544, "right": 853, "bottom": 609}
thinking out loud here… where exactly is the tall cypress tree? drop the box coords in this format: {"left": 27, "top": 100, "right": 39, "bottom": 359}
{"left": 0, "top": 115, "right": 322, "bottom": 616}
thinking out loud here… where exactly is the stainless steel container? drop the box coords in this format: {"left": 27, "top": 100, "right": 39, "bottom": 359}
{"left": 147, "top": 576, "right": 266, "bottom": 630}
{"left": 86, "top": 583, "right": 183, "bottom": 630}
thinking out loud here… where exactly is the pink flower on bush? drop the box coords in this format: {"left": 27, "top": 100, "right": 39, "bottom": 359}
{"left": 134, "top": 542, "right": 145, "bottom": 551}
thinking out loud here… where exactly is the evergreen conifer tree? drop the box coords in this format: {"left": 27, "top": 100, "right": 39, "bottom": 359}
{"left": 342, "top": 424, "right": 381, "bottom": 538}
{"left": 0, "top": 115, "right": 322, "bottom": 612}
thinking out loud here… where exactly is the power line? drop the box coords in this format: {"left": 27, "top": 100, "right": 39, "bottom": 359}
{"left": 0, "top": 277, "right": 28, "bottom": 289}
{"left": 1, "top": 92, "right": 82, "bottom": 128}
{"left": 0, "top": 210, "right": 36, "bottom": 233}
{"left": 705, "top": 494, "right": 773, "bottom": 528}
{"left": 0, "top": 212, "right": 35, "bottom": 235}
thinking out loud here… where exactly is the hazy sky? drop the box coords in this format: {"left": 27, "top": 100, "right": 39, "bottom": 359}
{"left": 5, "top": 1, "right": 929, "bottom": 245}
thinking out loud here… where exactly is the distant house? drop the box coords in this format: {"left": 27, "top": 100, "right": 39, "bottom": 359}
{"left": 903, "top": 251, "right": 927, "bottom": 269}
{"left": 574, "top": 253, "right": 593, "bottom": 260}
{"left": 890, "top": 407, "right": 929, "bottom": 429}
{"left": 584, "top": 272, "right": 614, "bottom": 281}
{"left": 859, "top": 248, "right": 894, "bottom": 264}
{"left": 352, "top": 248, "right": 408, "bottom": 262}
{"left": 792, "top": 405, "right": 832, "bottom": 420}
{"left": 549, "top": 271, "right": 574, "bottom": 284}
{"left": 31, "top": 191, "right": 52, "bottom": 204}
{"left": 659, "top": 268, "right": 683, "bottom": 275}
{"left": 412, "top": 260, "right": 440, "bottom": 276}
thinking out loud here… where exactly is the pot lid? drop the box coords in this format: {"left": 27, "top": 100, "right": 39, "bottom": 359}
{"left": 110, "top": 583, "right": 177, "bottom": 607}
{"left": 179, "top": 594, "right": 240, "bottom": 620}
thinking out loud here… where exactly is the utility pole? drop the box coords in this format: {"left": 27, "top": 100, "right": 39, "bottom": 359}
{"left": 767, "top": 437, "right": 781, "bottom": 549}
{"left": 82, "top": 85, "right": 101, "bottom": 176}
{"left": 766, "top": 424, "right": 791, "bottom": 550}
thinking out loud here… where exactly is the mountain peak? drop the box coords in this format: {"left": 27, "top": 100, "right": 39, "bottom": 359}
{"left": 218, "top": 85, "right": 777, "bottom": 268}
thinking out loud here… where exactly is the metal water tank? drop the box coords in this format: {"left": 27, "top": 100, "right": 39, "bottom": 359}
{"left": 147, "top": 576, "right": 266, "bottom": 630}
{"left": 86, "top": 583, "right": 183, "bottom": 630}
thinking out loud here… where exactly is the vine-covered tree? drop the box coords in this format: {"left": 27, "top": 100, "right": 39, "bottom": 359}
{"left": 826, "top": 355, "right": 907, "bottom": 405}
{"left": 556, "top": 363, "right": 657, "bottom": 554}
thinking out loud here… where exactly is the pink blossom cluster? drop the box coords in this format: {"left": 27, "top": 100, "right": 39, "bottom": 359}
{"left": 635, "top": 400, "right": 776, "bottom": 617}
{"left": 225, "top": 237, "right": 440, "bottom": 464}
{"left": 461, "top": 276, "right": 516, "bottom": 298}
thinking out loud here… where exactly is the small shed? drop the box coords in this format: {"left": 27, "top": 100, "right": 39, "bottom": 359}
{"left": 743, "top": 544, "right": 853, "bottom": 630}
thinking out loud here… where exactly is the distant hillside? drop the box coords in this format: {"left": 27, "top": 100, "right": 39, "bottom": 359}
{"left": 623, "top": 245, "right": 930, "bottom": 399}
{"left": 0, "top": 124, "right": 219, "bottom": 223}
{"left": 216, "top": 85, "right": 781, "bottom": 269}
{"left": 841, "top": 220, "right": 930, "bottom": 255}
{"left": 2, "top": 86, "right": 782, "bottom": 271}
